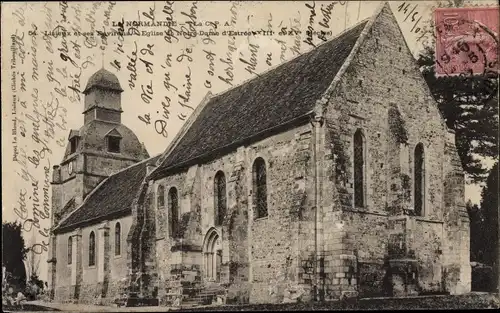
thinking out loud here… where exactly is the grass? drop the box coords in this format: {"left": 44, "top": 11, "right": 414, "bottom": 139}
{"left": 176, "top": 293, "right": 500, "bottom": 311}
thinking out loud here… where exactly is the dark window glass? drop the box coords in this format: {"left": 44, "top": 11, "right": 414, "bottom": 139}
{"left": 115, "top": 223, "right": 121, "bottom": 256}
{"left": 214, "top": 171, "right": 227, "bottom": 226}
{"left": 414, "top": 143, "right": 425, "bottom": 216}
{"left": 253, "top": 158, "right": 268, "bottom": 218}
{"left": 68, "top": 237, "right": 72, "bottom": 265}
{"left": 168, "top": 187, "right": 179, "bottom": 237}
{"left": 70, "top": 138, "right": 78, "bottom": 153}
{"left": 107, "top": 136, "right": 121, "bottom": 153}
{"left": 354, "top": 129, "right": 365, "bottom": 208}
{"left": 89, "top": 231, "right": 96, "bottom": 266}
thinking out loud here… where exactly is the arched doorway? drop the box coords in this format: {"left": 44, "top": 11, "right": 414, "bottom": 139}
{"left": 203, "top": 228, "right": 222, "bottom": 282}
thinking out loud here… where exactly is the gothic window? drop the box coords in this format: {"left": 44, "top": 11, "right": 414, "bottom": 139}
{"left": 214, "top": 171, "right": 227, "bottom": 226}
{"left": 115, "top": 222, "right": 121, "bottom": 256}
{"left": 157, "top": 185, "right": 165, "bottom": 208}
{"left": 414, "top": 143, "right": 425, "bottom": 216}
{"left": 353, "top": 129, "right": 365, "bottom": 208}
{"left": 168, "top": 187, "right": 179, "bottom": 237}
{"left": 89, "top": 231, "right": 96, "bottom": 266}
{"left": 253, "top": 157, "right": 268, "bottom": 219}
{"left": 107, "top": 136, "right": 121, "bottom": 153}
{"left": 68, "top": 237, "right": 72, "bottom": 265}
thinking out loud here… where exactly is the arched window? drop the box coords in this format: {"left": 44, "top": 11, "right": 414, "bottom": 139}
{"left": 89, "top": 231, "right": 96, "bottom": 266}
{"left": 353, "top": 129, "right": 365, "bottom": 208}
{"left": 253, "top": 157, "right": 268, "bottom": 219}
{"left": 68, "top": 237, "right": 73, "bottom": 265}
{"left": 157, "top": 185, "right": 165, "bottom": 208}
{"left": 214, "top": 171, "right": 227, "bottom": 226}
{"left": 115, "top": 222, "right": 121, "bottom": 256}
{"left": 168, "top": 187, "right": 179, "bottom": 237}
{"left": 414, "top": 143, "right": 425, "bottom": 216}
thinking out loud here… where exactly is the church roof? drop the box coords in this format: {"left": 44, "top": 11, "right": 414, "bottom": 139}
{"left": 83, "top": 68, "right": 124, "bottom": 94}
{"left": 55, "top": 155, "right": 161, "bottom": 233}
{"left": 153, "top": 20, "right": 368, "bottom": 177}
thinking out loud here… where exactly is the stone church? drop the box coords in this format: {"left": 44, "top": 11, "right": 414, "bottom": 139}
{"left": 48, "top": 3, "right": 471, "bottom": 306}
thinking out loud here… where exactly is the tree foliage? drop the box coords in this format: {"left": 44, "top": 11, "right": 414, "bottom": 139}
{"left": 467, "top": 200, "right": 484, "bottom": 262}
{"left": 2, "top": 222, "right": 28, "bottom": 291}
{"left": 417, "top": 47, "right": 498, "bottom": 183}
{"left": 468, "top": 163, "right": 499, "bottom": 291}
{"left": 479, "top": 162, "right": 499, "bottom": 267}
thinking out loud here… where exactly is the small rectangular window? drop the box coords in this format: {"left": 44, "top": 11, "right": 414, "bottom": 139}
{"left": 70, "top": 138, "right": 78, "bottom": 153}
{"left": 107, "top": 136, "right": 121, "bottom": 153}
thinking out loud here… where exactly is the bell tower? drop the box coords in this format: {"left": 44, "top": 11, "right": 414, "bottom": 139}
{"left": 50, "top": 68, "right": 149, "bottom": 226}
{"left": 82, "top": 68, "right": 124, "bottom": 124}
{"left": 47, "top": 68, "right": 149, "bottom": 300}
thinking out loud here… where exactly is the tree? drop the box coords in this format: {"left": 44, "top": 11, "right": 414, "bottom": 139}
{"left": 417, "top": 47, "right": 498, "bottom": 183}
{"left": 416, "top": 0, "right": 498, "bottom": 293}
{"left": 2, "top": 222, "right": 28, "bottom": 291}
{"left": 413, "top": 0, "right": 498, "bottom": 183}
{"left": 467, "top": 200, "right": 485, "bottom": 262}
{"left": 479, "top": 163, "right": 498, "bottom": 280}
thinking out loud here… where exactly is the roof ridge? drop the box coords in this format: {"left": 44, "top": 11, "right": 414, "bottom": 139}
{"left": 152, "top": 8, "right": 377, "bottom": 177}
{"left": 156, "top": 111, "right": 314, "bottom": 176}
{"left": 317, "top": 3, "right": 387, "bottom": 107}
{"left": 208, "top": 17, "right": 372, "bottom": 102}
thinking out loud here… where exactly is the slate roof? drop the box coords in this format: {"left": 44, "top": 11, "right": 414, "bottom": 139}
{"left": 55, "top": 197, "right": 75, "bottom": 221}
{"left": 155, "top": 20, "right": 368, "bottom": 175}
{"left": 83, "top": 68, "right": 124, "bottom": 94}
{"left": 55, "top": 155, "right": 160, "bottom": 232}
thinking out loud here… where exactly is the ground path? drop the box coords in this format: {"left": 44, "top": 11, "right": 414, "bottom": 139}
{"left": 6, "top": 293, "right": 499, "bottom": 312}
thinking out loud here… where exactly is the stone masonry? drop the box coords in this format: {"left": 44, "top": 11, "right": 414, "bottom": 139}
{"left": 48, "top": 3, "right": 471, "bottom": 306}
{"left": 129, "top": 3, "right": 470, "bottom": 304}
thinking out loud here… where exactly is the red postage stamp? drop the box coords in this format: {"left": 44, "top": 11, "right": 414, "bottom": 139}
{"left": 435, "top": 6, "right": 499, "bottom": 77}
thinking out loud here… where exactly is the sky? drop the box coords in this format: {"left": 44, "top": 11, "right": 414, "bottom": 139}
{"left": 1, "top": 0, "right": 497, "bottom": 282}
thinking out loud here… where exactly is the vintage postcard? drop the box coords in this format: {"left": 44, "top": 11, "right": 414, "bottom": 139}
{"left": 1, "top": 1, "right": 498, "bottom": 311}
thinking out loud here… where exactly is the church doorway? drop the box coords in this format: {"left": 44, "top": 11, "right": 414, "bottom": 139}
{"left": 203, "top": 228, "right": 222, "bottom": 282}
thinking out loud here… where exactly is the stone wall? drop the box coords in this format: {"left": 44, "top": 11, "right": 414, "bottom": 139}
{"left": 53, "top": 216, "right": 132, "bottom": 304}
{"left": 248, "top": 124, "right": 311, "bottom": 304}
{"left": 130, "top": 4, "right": 469, "bottom": 305}
{"left": 147, "top": 123, "right": 314, "bottom": 304}
{"left": 54, "top": 232, "right": 72, "bottom": 302}
{"left": 319, "top": 4, "right": 469, "bottom": 298}
{"left": 344, "top": 211, "right": 389, "bottom": 298}
{"left": 85, "top": 154, "right": 137, "bottom": 178}
{"left": 441, "top": 131, "right": 471, "bottom": 294}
